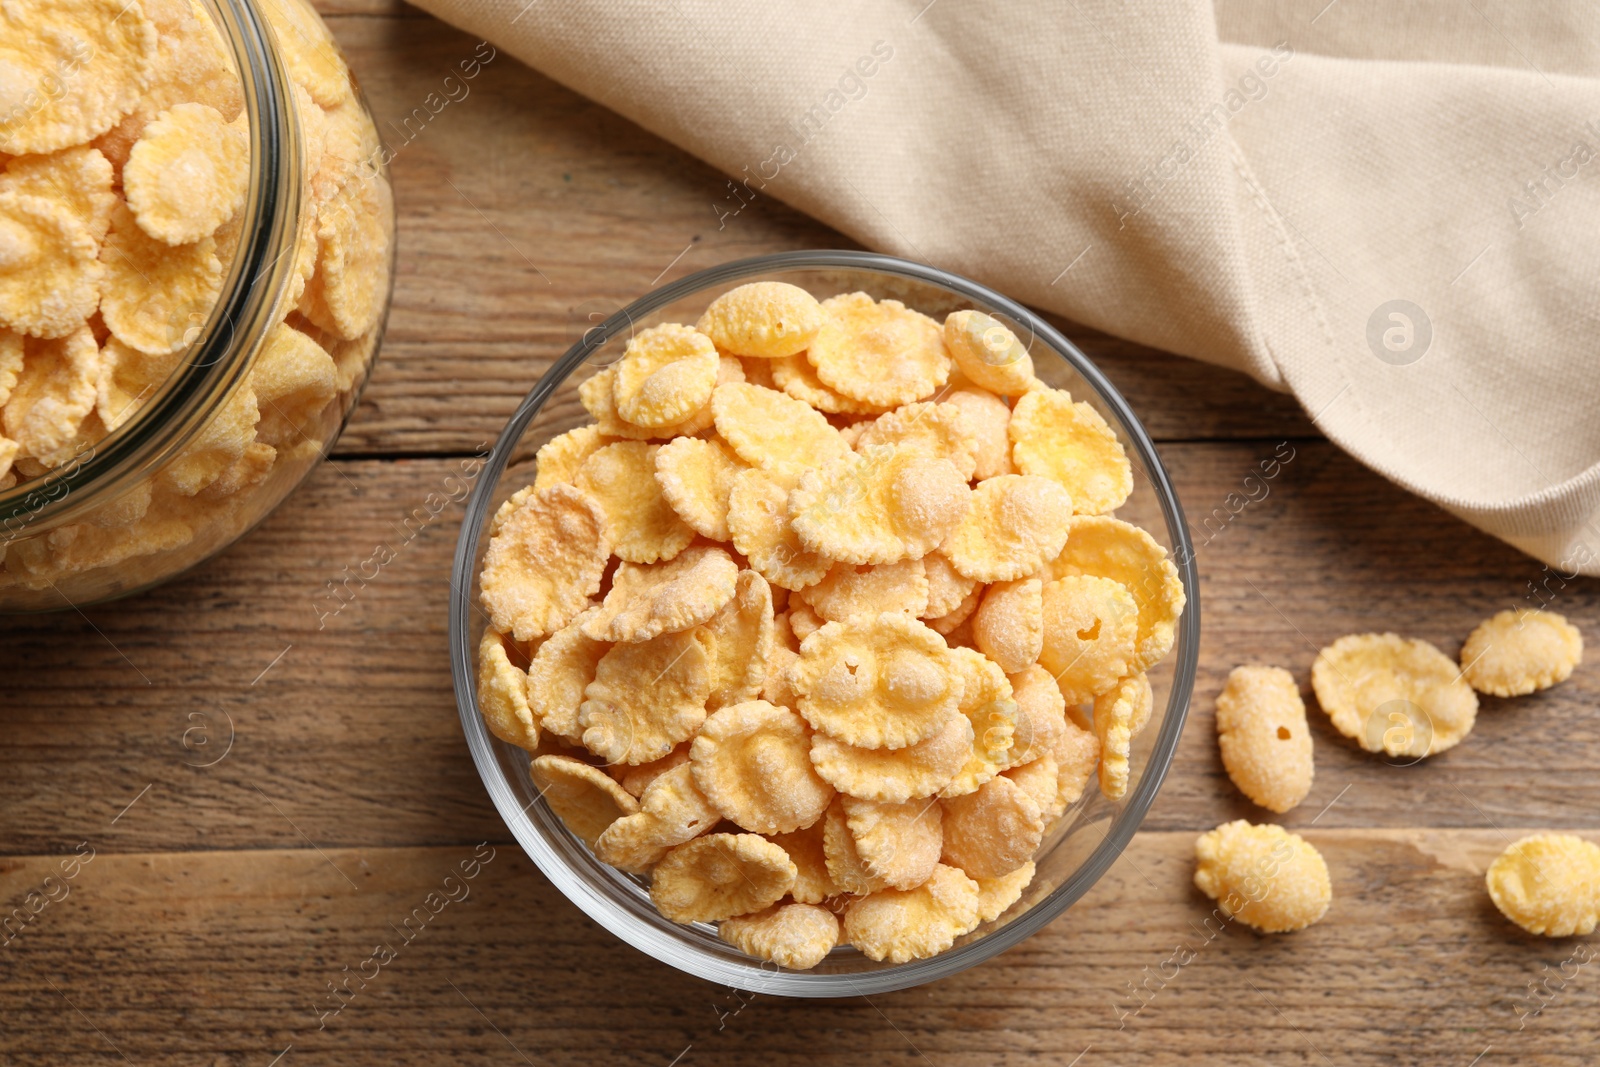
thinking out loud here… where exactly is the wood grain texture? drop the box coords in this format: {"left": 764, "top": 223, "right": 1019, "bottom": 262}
{"left": 0, "top": 5, "right": 1590, "bottom": 1064}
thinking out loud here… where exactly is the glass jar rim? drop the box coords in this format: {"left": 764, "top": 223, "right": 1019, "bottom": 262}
{"left": 0, "top": 0, "right": 303, "bottom": 544}
{"left": 449, "top": 249, "right": 1202, "bottom": 995}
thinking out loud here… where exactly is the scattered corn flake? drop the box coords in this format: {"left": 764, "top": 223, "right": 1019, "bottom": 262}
{"left": 574, "top": 440, "right": 694, "bottom": 564}
{"left": 2, "top": 146, "right": 116, "bottom": 243}
{"left": 941, "top": 384, "right": 1013, "bottom": 479}
{"left": 1215, "top": 665, "right": 1312, "bottom": 814}
{"left": 807, "top": 293, "right": 949, "bottom": 408}
{"left": 1193, "top": 820, "right": 1331, "bottom": 933}
{"left": 940, "top": 647, "right": 1018, "bottom": 798}
{"left": 581, "top": 545, "right": 738, "bottom": 644}
{"left": 250, "top": 323, "right": 336, "bottom": 448}
{"left": 100, "top": 202, "right": 221, "bottom": 354}
{"left": 1460, "top": 608, "right": 1583, "bottom": 697}
{"left": 299, "top": 169, "right": 392, "bottom": 340}
{"left": 256, "top": 0, "right": 350, "bottom": 108}
{"left": 725, "top": 466, "right": 832, "bottom": 591}
{"left": 612, "top": 323, "right": 719, "bottom": 427}
{"left": 0, "top": 191, "right": 104, "bottom": 339}
{"left": 1003, "top": 754, "right": 1064, "bottom": 820}
{"left": 843, "top": 863, "right": 980, "bottom": 964}
{"left": 769, "top": 352, "right": 877, "bottom": 414}
{"left": 529, "top": 753, "right": 640, "bottom": 849}
{"left": 1090, "top": 669, "right": 1142, "bottom": 800}
{"left": 973, "top": 860, "right": 1035, "bottom": 923}
{"left": 477, "top": 628, "right": 538, "bottom": 751}
{"left": 809, "top": 711, "right": 971, "bottom": 804}
{"left": 1039, "top": 575, "right": 1138, "bottom": 704}
{"left": 921, "top": 550, "right": 978, "bottom": 620}
{"left": 942, "top": 474, "right": 1072, "bottom": 583}
{"left": 479, "top": 483, "right": 611, "bottom": 642}
{"left": 1311, "top": 632, "right": 1478, "bottom": 759}
{"left": 768, "top": 819, "right": 838, "bottom": 904}
{"left": 0, "top": 0, "right": 158, "bottom": 156}
{"left": 650, "top": 832, "right": 797, "bottom": 924}
{"left": 526, "top": 607, "right": 608, "bottom": 743}
{"left": 579, "top": 627, "right": 712, "bottom": 765}
{"left": 798, "top": 558, "right": 929, "bottom": 623}
{"left": 940, "top": 773, "right": 1043, "bottom": 879}
{"left": 1009, "top": 388, "right": 1132, "bottom": 515}
{"left": 719, "top": 902, "right": 840, "bottom": 970}
{"left": 653, "top": 434, "right": 744, "bottom": 541}
{"left": 942, "top": 310, "right": 1037, "bottom": 396}
{"left": 690, "top": 700, "right": 834, "bottom": 834}
{"left": 616, "top": 744, "right": 691, "bottom": 798}
{"left": 124, "top": 102, "right": 246, "bottom": 244}
{"left": 790, "top": 446, "right": 970, "bottom": 566}
{"left": 1005, "top": 663, "right": 1068, "bottom": 768}
{"left": 926, "top": 582, "right": 982, "bottom": 636}
{"left": 973, "top": 577, "right": 1044, "bottom": 675}
{"left": 855, "top": 401, "right": 979, "bottom": 481}
{"left": 2, "top": 326, "right": 97, "bottom": 466}
{"left": 791, "top": 613, "right": 965, "bottom": 750}
{"left": 595, "top": 762, "right": 719, "bottom": 872}
{"left": 534, "top": 425, "right": 612, "bottom": 492}
{"left": 696, "top": 281, "right": 824, "bottom": 359}
{"left": 822, "top": 797, "right": 890, "bottom": 895}
{"left": 843, "top": 795, "right": 943, "bottom": 890}
{"left": 699, "top": 569, "right": 774, "bottom": 709}
{"left": 712, "top": 381, "right": 850, "bottom": 475}
{"left": 1485, "top": 833, "right": 1600, "bottom": 937}
{"left": 1050, "top": 516, "right": 1185, "bottom": 672}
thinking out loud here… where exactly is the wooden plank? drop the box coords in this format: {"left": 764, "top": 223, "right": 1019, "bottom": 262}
{"left": 0, "top": 442, "right": 1592, "bottom": 855}
{"left": 312, "top": 15, "right": 1311, "bottom": 456}
{"left": 0, "top": 831, "right": 1590, "bottom": 1065}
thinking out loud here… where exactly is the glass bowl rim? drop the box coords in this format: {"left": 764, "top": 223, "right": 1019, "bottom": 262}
{"left": 449, "top": 249, "right": 1200, "bottom": 997}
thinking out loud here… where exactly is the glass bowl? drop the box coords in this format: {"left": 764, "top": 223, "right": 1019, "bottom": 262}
{"left": 450, "top": 250, "right": 1199, "bottom": 996}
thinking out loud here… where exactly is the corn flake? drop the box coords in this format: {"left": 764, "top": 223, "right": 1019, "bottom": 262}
{"left": 927, "top": 582, "right": 982, "bottom": 636}
{"left": 942, "top": 310, "right": 1036, "bottom": 396}
{"left": 1003, "top": 755, "right": 1064, "bottom": 820}
{"left": 612, "top": 323, "right": 719, "bottom": 427}
{"left": 534, "top": 425, "right": 612, "bottom": 492}
{"left": 1005, "top": 663, "right": 1068, "bottom": 768}
{"left": 1090, "top": 670, "right": 1144, "bottom": 800}
{"left": 574, "top": 440, "right": 694, "bottom": 564}
{"left": 2, "top": 146, "right": 116, "bottom": 243}
{"left": 1039, "top": 575, "right": 1138, "bottom": 704}
{"left": 581, "top": 545, "right": 738, "bottom": 643}
{"left": 808, "top": 293, "right": 949, "bottom": 408}
{"left": 530, "top": 753, "right": 640, "bottom": 849}
{"left": 940, "top": 774, "right": 1043, "bottom": 879}
{"left": 480, "top": 484, "right": 610, "bottom": 641}
{"left": 160, "top": 380, "right": 257, "bottom": 495}
{"left": 1050, "top": 516, "right": 1185, "bottom": 672}
{"left": 809, "top": 709, "right": 971, "bottom": 804}
{"left": 579, "top": 362, "right": 721, "bottom": 441}
{"left": 791, "top": 613, "right": 964, "bottom": 750}
{"left": 942, "top": 383, "right": 1013, "bottom": 479}
{"left": 974, "top": 861, "right": 1035, "bottom": 923}
{"left": 762, "top": 644, "right": 801, "bottom": 709}
{"left": 769, "top": 352, "right": 877, "bottom": 414}
{"left": 616, "top": 744, "right": 691, "bottom": 798}
{"left": 477, "top": 628, "right": 538, "bottom": 751}
{"left": 798, "top": 558, "right": 929, "bottom": 623}
{"left": 854, "top": 401, "right": 979, "bottom": 481}
{"left": 920, "top": 550, "right": 977, "bottom": 620}
{"left": 0, "top": 191, "right": 103, "bottom": 339}
{"left": 101, "top": 201, "right": 220, "bottom": 354}
{"left": 580, "top": 627, "right": 711, "bottom": 765}
{"left": 843, "top": 795, "right": 943, "bottom": 890}
{"left": 653, "top": 434, "right": 744, "bottom": 541}
{"left": 124, "top": 102, "right": 246, "bottom": 244}
{"left": 699, "top": 569, "right": 774, "bottom": 709}
{"left": 1311, "top": 632, "right": 1478, "bottom": 759}
{"left": 786, "top": 600, "right": 824, "bottom": 641}
{"left": 768, "top": 819, "right": 837, "bottom": 904}
{"left": 973, "top": 577, "right": 1043, "bottom": 675}
{"left": 1193, "top": 820, "right": 1331, "bottom": 933}
{"left": 790, "top": 447, "right": 970, "bottom": 566}
{"left": 940, "top": 647, "right": 1017, "bottom": 798}
{"left": 843, "top": 863, "right": 980, "bottom": 964}
{"left": 725, "top": 466, "right": 831, "bottom": 591}
{"left": 696, "top": 281, "right": 824, "bottom": 359}
{"left": 690, "top": 700, "right": 833, "bottom": 834}
{"left": 1009, "top": 388, "right": 1132, "bottom": 515}
{"left": 299, "top": 169, "right": 391, "bottom": 340}
{"left": 821, "top": 797, "right": 890, "bottom": 895}
{"left": 526, "top": 607, "right": 608, "bottom": 744}
{"left": 719, "top": 901, "right": 840, "bottom": 970}
{"left": 1461, "top": 608, "right": 1583, "bottom": 697}
{"left": 650, "top": 832, "right": 797, "bottom": 924}
{"left": 256, "top": 0, "right": 350, "bottom": 108}
{"left": 942, "top": 474, "right": 1071, "bottom": 583}
{"left": 712, "top": 381, "right": 850, "bottom": 475}
{"left": 2, "top": 326, "right": 97, "bottom": 466}
{"left": 250, "top": 323, "right": 336, "bottom": 448}
{"left": 594, "top": 762, "right": 719, "bottom": 872}
{"left": 1215, "top": 665, "right": 1312, "bottom": 813}
{"left": 1486, "top": 833, "right": 1600, "bottom": 937}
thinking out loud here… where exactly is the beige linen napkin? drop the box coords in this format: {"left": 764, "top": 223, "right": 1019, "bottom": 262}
{"left": 408, "top": 0, "right": 1600, "bottom": 575}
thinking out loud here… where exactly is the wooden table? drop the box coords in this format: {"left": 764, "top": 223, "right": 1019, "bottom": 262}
{"left": 2, "top": 6, "right": 1596, "bottom": 1065}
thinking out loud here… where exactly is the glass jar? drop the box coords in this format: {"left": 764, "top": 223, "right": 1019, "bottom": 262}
{"left": 0, "top": 0, "right": 395, "bottom": 610}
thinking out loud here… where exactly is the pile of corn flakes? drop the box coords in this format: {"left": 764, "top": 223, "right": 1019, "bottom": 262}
{"left": 477, "top": 282, "right": 1186, "bottom": 969}
{"left": 0, "top": 0, "right": 391, "bottom": 592}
